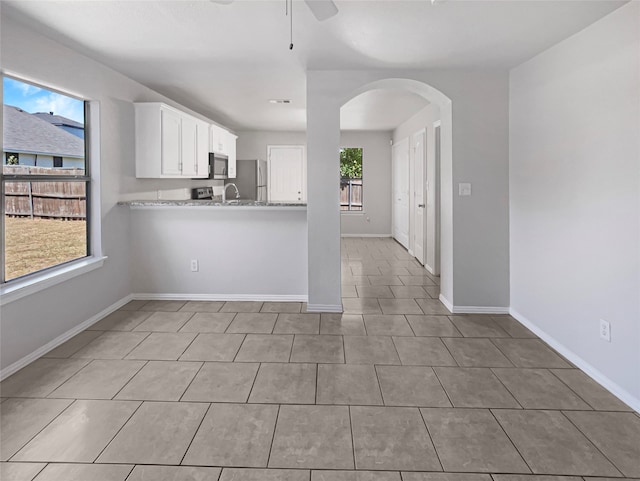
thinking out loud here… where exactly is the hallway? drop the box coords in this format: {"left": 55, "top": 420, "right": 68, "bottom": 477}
{"left": 1, "top": 237, "right": 639, "bottom": 480}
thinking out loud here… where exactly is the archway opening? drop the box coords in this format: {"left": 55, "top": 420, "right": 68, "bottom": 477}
{"left": 305, "top": 74, "right": 452, "bottom": 313}
{"left": 336, "top": 79, "right": 452, "bottom": 313}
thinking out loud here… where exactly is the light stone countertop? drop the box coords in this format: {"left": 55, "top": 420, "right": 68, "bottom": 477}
{"left": 118, "top": 199, "right": 307, "bottom": 209}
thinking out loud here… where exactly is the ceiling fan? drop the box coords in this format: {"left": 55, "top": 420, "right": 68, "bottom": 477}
{"left": 210, "top": 0, "right": 339, "bottom": 22}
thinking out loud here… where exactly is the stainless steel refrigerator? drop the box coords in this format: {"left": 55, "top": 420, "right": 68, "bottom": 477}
{"left": 234, "top": 159, "right": 268, "bottom": 202}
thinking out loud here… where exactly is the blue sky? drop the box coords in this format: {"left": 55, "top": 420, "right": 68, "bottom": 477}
{"left": 3, "top": 77, "right": 84, "bottom": 124}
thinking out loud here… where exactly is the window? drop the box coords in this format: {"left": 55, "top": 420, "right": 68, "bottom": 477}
{"left": 340, "top": 147, "right": 363, "bottom": 211}
{"left": 2, "top": 76, "right": 90, "bottom": 283}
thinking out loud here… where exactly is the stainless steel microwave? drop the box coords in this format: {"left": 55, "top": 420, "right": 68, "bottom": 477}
{"left": 210, "top": 152, "right": 228, "bottom": 179}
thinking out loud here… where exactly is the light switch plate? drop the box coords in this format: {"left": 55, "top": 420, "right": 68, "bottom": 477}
{"left": 458, "top": 183, "right": 472, "bottom": 196}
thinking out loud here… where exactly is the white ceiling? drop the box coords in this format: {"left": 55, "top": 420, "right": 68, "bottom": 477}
{"left": 3, "top": 0, "right": 626, "bottom": 132}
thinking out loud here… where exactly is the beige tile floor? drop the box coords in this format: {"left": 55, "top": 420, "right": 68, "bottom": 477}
{"left": 2, "top": 237, "right": 640, "bottom": 481}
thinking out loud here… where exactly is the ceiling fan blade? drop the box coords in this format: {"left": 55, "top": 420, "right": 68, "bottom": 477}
{"left": 304, "top": 0, "right": 338, "bottom": 21}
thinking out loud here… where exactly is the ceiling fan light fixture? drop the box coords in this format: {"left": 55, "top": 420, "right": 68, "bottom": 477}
{"left": 304, "top": 0, "right": 338, "bottom": 21}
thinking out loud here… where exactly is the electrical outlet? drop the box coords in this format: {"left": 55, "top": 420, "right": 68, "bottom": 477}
{"left": 599, "top": 319, "right": 611, "bottom": 342}
{"left": 190, "top": 259, "right": 199, "bottom": 272}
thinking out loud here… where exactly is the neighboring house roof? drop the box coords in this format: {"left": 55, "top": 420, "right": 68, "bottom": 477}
{"left": 3, "top": 105, "right": 84, "bottom": 158}
{"left": 33, "top": 111, "right": 84, "bottom": 129}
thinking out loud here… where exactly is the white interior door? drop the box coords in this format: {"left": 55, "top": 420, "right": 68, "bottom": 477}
{"left": 392, "top": 139, "right": 410, "bottom": 249}
{"left": 413, "top": 130, "right": 426, "bottom": 265}
{"left": 426, "top": 122, "right": 441, "bottom": 275}
{"left": 268, "top": 145, "right": 305, "bottom": 202}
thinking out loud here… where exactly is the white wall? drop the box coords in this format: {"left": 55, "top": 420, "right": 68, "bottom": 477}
{"left": 509, "top": 2, "right": 640, "bottom": 406}
{"left": 237, "top": 130, "right": 393, "bottom": 237}
{"left": 340, "top": 131, "right": 392, "bottom": 237}
{"left": 0, "top": 13, "right": 230, "bottom": 372}
{"left": 130, "top": 207, "right": 308, "bottom": 299}
{"left": 306, "top": 72, "right": 510, "bottom": 311}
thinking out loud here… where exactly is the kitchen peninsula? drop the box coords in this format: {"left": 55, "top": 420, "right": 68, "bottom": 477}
{"left": 119, "top": 200, "right": 308, "bottom": 301}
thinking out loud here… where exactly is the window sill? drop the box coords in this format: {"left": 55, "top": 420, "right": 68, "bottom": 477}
{"left": 341, "top": 211, "right": 366, "bottom": 216}
{"left": 0, "top": 256, "right": 107, "bottom": 306}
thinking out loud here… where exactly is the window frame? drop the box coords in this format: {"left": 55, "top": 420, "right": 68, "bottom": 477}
{"left": 1, "top": 75, "right": 104, "bottom": 304}
{"left": 339, "top": 146, "right": 364, "bottom": 213}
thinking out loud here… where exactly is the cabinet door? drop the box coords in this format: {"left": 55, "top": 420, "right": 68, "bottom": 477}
{"left": 180, "top": 116, "right": 198, "bottom": 177}
{"left": 227, "top": 134, "right": 237, "bottom": 178}
{"left": 210, "top": 125, "right": 229, "bottom": 155}
{"left": 195, "top": 121, "right": 209, "bottom": 177}
{"left": 161, "top": 108, "right": 182, "bottom": 176}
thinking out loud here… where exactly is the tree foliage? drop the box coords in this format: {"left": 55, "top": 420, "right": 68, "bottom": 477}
{"left": 340, "top": 147, "right": 362, "bottom": 179}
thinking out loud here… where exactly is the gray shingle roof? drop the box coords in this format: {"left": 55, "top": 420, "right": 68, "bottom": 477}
{"left": 33, "top": 111, "right": 84, "bottom": 129}
{"left": 3, "top": 105, "right": 84, "bottom": 158}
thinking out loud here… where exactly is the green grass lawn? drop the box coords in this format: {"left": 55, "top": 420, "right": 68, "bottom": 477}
{"left": 4, "top": 216, "right": 87, "bottom": 281}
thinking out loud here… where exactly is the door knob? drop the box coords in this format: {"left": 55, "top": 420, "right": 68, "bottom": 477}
{"left": 418, "top": 204, "right": 425, "bottom": 208}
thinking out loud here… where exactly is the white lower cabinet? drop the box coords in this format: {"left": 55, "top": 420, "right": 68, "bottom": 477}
{"left": 136, "top": 103, "right": 210, "bottom": 179}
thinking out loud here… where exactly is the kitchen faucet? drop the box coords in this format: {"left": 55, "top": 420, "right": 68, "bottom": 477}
{"left": 222, "top": 183, "right": 240, "bottom": 202}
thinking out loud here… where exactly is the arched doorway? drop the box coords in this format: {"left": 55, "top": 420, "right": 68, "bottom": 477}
{"left": 305, "top": 74, "right": 453, "bottom": 313}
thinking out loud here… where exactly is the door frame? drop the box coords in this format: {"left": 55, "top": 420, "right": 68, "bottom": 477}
{"left": 267, "top": 145, "right": 307, "bottom": 202}
{"left": 411, "top": 128, "right": 427, "bottom": 265}
{"left": 391, "top": 138, "right": 410, "bottom": 249}
{"left": 429, "top": 120, "right": 442, "bottom": 276}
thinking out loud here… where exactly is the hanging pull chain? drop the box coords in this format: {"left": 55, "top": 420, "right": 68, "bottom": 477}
{"left": 289, "top": 0, "right": 294, "bottom": 50}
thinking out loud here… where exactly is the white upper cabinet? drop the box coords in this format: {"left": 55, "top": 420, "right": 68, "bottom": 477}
{"left": 135, "top": 102, "right": 211, "bottom": 179}
{"left": 195, "top": 121, "right": 209, "bottom": 177}
{"left": 227, "top": 133, "right": 238, "bottom": 179}
{"left": 180, "top": 115, "right": 198, "bottom": 177}
{"left": 160, "top": 107, "right": 181, "bottom": 176}
{"left": 210, "top": 125, "right": 227, "bottom": 155}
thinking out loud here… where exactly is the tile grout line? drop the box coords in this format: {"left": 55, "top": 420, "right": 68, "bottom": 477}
{"left": 178, "top": 360, "right": 207, "bottom": 402}
{"left": 178, "top": 402, "right": 213, "bottom": 466}
{"left": 231, "top": 333, "right": 247, "bottom": 362}
{"left": 246, "top": 363, "right": 264, "bottom": 404}
{"left": 347, "top": 405, "right": 357, "bottom": 470}
{"left": 547, "top": 368, "right": 600, "bottom": 411}
{"left": 487, "top": 407, "right": 534, "bottom": 474}
{"left": 430, "top": 367, "right": 455, "bottom": 408}
{"left": 5, "top": 398, "right": 76, "bottom": 462}
{"left": 372, "top": 364, "right": 387, "bottom": 406}
{"left": 438, "top": 336, "right": 461, "bottom": 368}
{"left": 265, "top": 404, "right": 281, "bottom": 469}
{"left": 109, "top": 359, "right": 150, "bottom": 401}
{"left": 222, "top": 312, "right": 239, "bottom": 334}
{"left": 92, "top": 399, "right": 145, "bottom": 463}
{"left": 560, "top": 409, "right": 627, "bottom": 477}
{"left": 417, "top": 405, "right": 445, "bottom": 472}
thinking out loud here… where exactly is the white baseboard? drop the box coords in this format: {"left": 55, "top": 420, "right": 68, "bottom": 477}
{"left": 510, "top": 308, "right": 640, "bottom": 413}
{"left": 438, "top": 294, "right": 454, "bottom": 313}
{"left": 132, "top": 293, "right": 308, "bottom": 302}
{"left": 340, "top": 234, "right": 392, "bottom": 238}
{"left": 0, "top": 293, "right": 133, "bottom": 381}
{"left": 305, "top": 303, "right": 343, "bottom": 313}
{"left": 437, "top": 294, "right": 509, "bottom": 314}
{"left": 424, "top": 263, "right": 438, "bottom": 276}
{"left": 452, "top": 306, "right": 511, "bottom": 314}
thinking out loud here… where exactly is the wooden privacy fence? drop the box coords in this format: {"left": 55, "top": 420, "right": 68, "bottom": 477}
{"left": 3, "top": 166, "right": 86, "bottom": 220}
{"left": 340, "top": 177, "right": 363, "bottom": 211}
